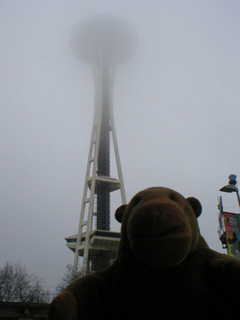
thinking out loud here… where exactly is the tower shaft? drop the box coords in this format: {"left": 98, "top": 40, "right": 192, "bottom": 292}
{"left": 97, "top": 67, "right": 110, "bottom": 231}
{"left": 66, "top": 63, "right": 126, "bottom": 274}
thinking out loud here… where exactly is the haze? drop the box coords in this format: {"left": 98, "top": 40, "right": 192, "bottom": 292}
{"left": 0, "top": 1, "right": 239, "bottom": 293}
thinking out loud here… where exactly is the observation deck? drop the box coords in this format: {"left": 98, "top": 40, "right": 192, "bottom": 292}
{"left": 87, "top": 176, "right": 121, "bottom": 193}
{"left": 65, "top": 230, "right": 120, "bottom": 257}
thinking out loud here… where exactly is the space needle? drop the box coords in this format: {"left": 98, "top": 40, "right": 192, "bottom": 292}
{"left": 65, "top": 16, "right": 136, "bottom": 274}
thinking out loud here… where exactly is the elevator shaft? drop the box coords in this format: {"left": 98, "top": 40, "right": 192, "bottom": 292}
{"left": 97, "top": 66, "right": 110, "bottom": 231}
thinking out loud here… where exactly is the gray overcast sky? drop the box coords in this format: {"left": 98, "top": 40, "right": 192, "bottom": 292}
{"left": 1, "top": 1, "right": 240, "bottom": 292}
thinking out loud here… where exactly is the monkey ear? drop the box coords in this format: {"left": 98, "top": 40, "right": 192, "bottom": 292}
{"left": 186, "top": 197, "right": 202, "bottom": 218}
{"left": 115, "top": 205, "right": 127, "bottom": 223}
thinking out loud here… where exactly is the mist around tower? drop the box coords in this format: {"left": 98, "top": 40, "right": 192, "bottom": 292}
{"left": 66, "top": 15, "right": 137, "bottom": 274}
{"left": 71, "top": 15, "right": 137, "bottom": 67}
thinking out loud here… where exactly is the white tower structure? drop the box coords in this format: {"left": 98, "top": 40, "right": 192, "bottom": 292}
{"left": 65, "top": 16, "right": 136, "bottom": 274}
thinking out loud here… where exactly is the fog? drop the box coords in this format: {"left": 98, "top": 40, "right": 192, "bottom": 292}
{"left": 0, "top": 1, "right": 239, "bottom": 292}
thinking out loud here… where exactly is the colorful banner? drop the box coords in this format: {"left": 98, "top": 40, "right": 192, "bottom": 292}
{"left": 223, "top": 212, "right": 240, "bottom": 259}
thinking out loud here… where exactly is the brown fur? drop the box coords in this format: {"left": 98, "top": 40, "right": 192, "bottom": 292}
{"left": 49, "top": 187, "right": 240, "bottom": 320}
